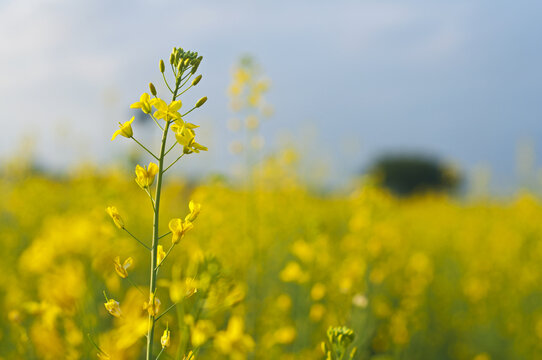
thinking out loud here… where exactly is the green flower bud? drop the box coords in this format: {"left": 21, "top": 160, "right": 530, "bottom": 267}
{"left": 169, "top": 53, "right": 175, "bottom": 64}
{"left": 184, "top": 58, "right": 190, "bottom": 66}
{"left": 159, "top": 59, "right": 165, "bottom": 73}
{"left": 192, "top": 75, "right": 202, "bottom": 86}
{"left": 195, "top": 96, "right": 207, "bottom": 108}
{"left": 149, "top": 82, "right": 157, "bottom": 96}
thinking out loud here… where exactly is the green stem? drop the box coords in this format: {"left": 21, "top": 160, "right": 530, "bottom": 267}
{"left": 123, "top": 228, "right": 151, "bottom": 250}
{"left": 155, "top": 302, "right": 177, "bottom": 321}
{"left": 155, "top": 347, "right": 165, "bottom": 360}
{"left": 132, "top": 137, "right": 159, "bottom": 160}
{"left": 163, "top": 154, "right": 184, "bottom": 174}
{"left": 126, "top": 276, "right": 146, "bottom": 296}
{"left": 146, "top": 119, "right": 171, "bottom": 360}
{"left": 146, "top": 77, "right": 182, "bottom": 360}
{"left": 158, "top": 231, "right": 172, "bottom": 240}
{"left": 162, "top": 73, "right": 174, "bottom": 94}
{"left": 181, "top": 106, "right": 197, "bottom": 117}
{"left": 150, "top": 114, "right": 164, "bottom": 131}
{"left": 164, "top": 142, "right": 177, "bottom": 156}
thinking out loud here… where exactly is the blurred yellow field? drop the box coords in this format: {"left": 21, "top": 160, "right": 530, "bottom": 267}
{"left": 3, "top": 154, "right": 542, "bottom": 359}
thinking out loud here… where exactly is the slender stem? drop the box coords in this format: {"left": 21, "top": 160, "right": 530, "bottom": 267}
{"left": 164, "top": 142, "right": 177, "bottom": 156}
{"left": 123, "top": 228, "right": 151, "bottom": 250}
{"left": 154, "top": 243, "right": 176, "bottom": 271}
{"left": 181, "top": 107, "right": 197, "bottom": 117}
{"left": 126, "top": 276, "right": 146, "bottom": 296}
{"left": 179, "top": 72, "right": 194, "bottom": 89}
{"left": 150, "top": 114, "right": 164, "bottom": 131}
{"left": 158, "top": 231, "right": 171, "bottom": 240}
{"left": 132, "top": 137, "right": 159, "bottom": 160}
{"left": 144, "top": 188, "right": 156, "bottom": 210}
{"left": 163, "top": 154, "right": 184, "bottom": 174}
{"left": 178, "top": 84, "right": 194, "bottom": 96}
{"left": 147, "top": 77, "right": 182, "bottom": 360}
{"left": 155, "top": 302, "right": 177, "bottom": 322}
{"left": 162, "top": 73, "right": 174, "bottom": 94}
{"left": 155, "top": 347, "right": 165, "bottom": 360}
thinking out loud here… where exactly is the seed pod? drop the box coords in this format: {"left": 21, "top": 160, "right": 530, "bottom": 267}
{"left": 149, "top": 82, "right": 157, "bottom": 96}
{"left": 192, "top": 75, "right": 202, "bottom": 86}
{"left": 195, "top": 96, "right": 207, "bottom": 108}
{"left": 159, "top": 59, "right": 165, "bottom": 73}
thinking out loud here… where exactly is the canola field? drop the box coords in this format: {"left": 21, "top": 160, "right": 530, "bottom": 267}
{"left": 2, "top": 49, "right": 542, "bottom": 360}
{"left": 2, "top": 159, "right": 542, "bottom": 359}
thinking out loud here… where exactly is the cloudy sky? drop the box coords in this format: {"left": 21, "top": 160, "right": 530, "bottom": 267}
{"left": 1, "top": 0, "right": 541, "bottom": 189}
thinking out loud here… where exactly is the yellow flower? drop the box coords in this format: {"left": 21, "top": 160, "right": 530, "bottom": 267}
{"left": 135, "top": 162, "right": 159, "bottom": 189}
{"left": 171, "top": 123, "right": 195, "bottom": 147}
{"left": 130, "top": 93, "right": 153, "bottom": 114}
{"left": 157, "top": 245, "right": 166, "bottom": 265}
{"left": 161, "top": 327, "right": 171, "bottom": 348}
{"left": 143, "top": 293, "right": 161, "bottom": 316}
{"left": 310, "top": 282, "right": 326, "bottom": 301}
{"left": 104, "top": 299, "right": 122, "bottom": 318}
{"left": 185, "top": 200, "right": 201, "bottom": 222}
{"left": 191, "top": 320, "right": 216, "bottom": 347}
{"left": 106, "top": 206, "right": 124, "bottom": 229}
{"left": 111, "top": 117, "right": 135, "bottom": 141}
{"left": 214, "top": 316, "right": 254, "bottom": 356}
{"left": 113, "top": 256, "right": 133, "bottom": 278}
{"left": 153, "top": 98, "right": 182, "bottom": 121}
{"left": 169, "top": 218, "right": 194, "bottom": 245}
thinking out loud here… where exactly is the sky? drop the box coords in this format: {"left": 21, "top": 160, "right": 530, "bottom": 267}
{"left": 1, "top": 0, "right": 542, "bottom": 190}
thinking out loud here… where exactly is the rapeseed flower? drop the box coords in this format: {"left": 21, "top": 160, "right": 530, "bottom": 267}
{"left": 111, "top": 117, "right": 135, "bottom": 140}
{"left": 104, "top": 299, "right": 122, "bottom": 318}
{"left": 135, "top": 162, "right": 158, "bottom": 189}
{"left": 185, "top": 200, "right": 201, "bottom": 222}
{"left": 143, "top": 293, "right": 161, "bottom": 316}
{"left": 130, "top": 93, "right": 153, "bottom": 114}
{"left": 157, "top": 245, "right": 166, "bottom": 265}
{"left": 106, "top": 206, "right": 124, "bottom": 229}
{"left": 153, "top": 99, "right": 182, "bottom": 121}
{"left": 169, "top": 218, "right": 194, "bottom": 245}
{"left": 113, "top": 256, "right": 133, "bottom": 279}
{"left": 161, "top": 326, "right": 171, "bottom": 348}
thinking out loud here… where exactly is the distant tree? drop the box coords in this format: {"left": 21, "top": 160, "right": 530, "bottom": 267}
{"left": 368, "top": 154, "right": 460, "bottom": 196}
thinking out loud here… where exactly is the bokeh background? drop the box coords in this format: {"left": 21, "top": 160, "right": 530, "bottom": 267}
{"left": 3, "top": 1, "right": 542, "bottom": 360}
{"left": 2, "top": 0, "right": 542, "bottom": 191}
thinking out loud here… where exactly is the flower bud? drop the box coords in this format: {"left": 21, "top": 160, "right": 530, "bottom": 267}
{"left": 192, "top": 75, "right": 202, "bottom": 86}
{"left": 184, "top": 58, "right": 190, "bottom": 66}
{"left": 159, "top": 59, "right": 165, "bottom": 73}
{"left": 149, "top": 82, "right": 157, "bottom": 96}
{"left": 195, "top": 96, "right": 207, "bottom": 108}
{"left": 169, "top": 53, "right": 175, "bottom": 64}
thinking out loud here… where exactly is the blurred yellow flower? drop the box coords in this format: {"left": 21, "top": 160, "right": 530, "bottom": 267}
{"left": 273, "top": 326, "right": 296, "bottom": 344}
{"left": 191, "top": 319, "right": 216, "bottom": 347}
{"left": 157, "top": 245, "right": 166, "bottom": 266}
{"left": 161, "top": 327, "right": 171, "bottom": 348}
{"left": 214, "top": 316, "right": 254, "bottom": 357}
{"left": 111, "top": 117, "right": 135, "bottom": 141}
{"left": 113, "top": 256, "right": 133, "bottom": 279}
{"left": 310, "top": 282, "right": 326, "bottom": 301}
{"left": 169, "top": 218, "right": 194, "bottom": 245}
{"left": 143, "top": 293, "right": 161, "bottom": 316}
{"left": 104, "top": 299, "right": 121, "bottom": 318}
{"left": 106, "top": 206, "right": 124, "bottom": 229}
{"left": 185, "top": 200, "right": 201, "bottom": 222}
{"left": 135, "top": 162, "right": 158, "bottom": 189}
